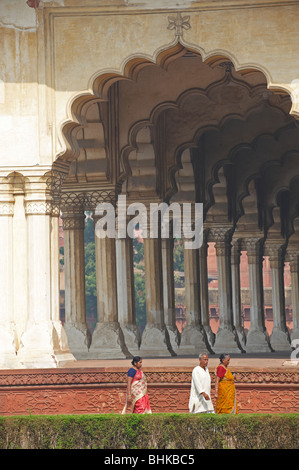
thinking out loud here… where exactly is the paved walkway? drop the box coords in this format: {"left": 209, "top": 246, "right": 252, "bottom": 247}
{"left": 63, "top": 351, "right": 298, "bottom": 370}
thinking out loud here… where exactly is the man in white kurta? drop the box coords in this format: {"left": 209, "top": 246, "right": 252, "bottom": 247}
{"left": 189, "top": 353, "right": 214, "bottom": 413}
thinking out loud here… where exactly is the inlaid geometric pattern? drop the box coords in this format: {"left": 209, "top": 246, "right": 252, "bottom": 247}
{"left": 0, "top": 367, "right": 298, "bottom": 415}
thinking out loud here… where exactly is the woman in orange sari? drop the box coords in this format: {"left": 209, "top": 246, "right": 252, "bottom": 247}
{"left": 215, "top": 354, "right": 238, "bottom": 414}
{"left": 123, "top": 356, "right": 152, "bottom": 414}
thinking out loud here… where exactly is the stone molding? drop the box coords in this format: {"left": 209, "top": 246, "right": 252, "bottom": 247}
{"left": 61, "top": 190, "right": 117, "bottom": 212}
{"left": 24, "top": 200, "right": 52, "bottom": 216}
{"left": 61, "top": 212, "right": 85, "bottom": 231}
{"left": 0, "top": 367, "right": 297, "bottom": 387}
{"left": 287, "top": 251, "right": 299, "bottom": 272}
{"left": 0, "top": 201, "right": 14, "bottom": 216}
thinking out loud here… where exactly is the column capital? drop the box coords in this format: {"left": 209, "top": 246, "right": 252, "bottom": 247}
{"left": 0, "top": 200, "right": 14, "bottom": 216}
{"left": 61, "top": 210, "right": 85, "bottom": 230}
{"left": 245, "top": 237, "right": 264, "bottom": 264}
{"left": 286, "top": 250, "right": 299, "bottom": 272}
{"left": 24, "top": 198, "right": 53, "bottom": 216}
{"left": 209, "top": 225, "right": 234, "bottom": 243}
{"left": 264, "top": 242, "right": 286, "bottom": 268}
{"left": 231, "top": 239, "right": 241, "bottom": 265}
{"left": 209, "top": 225, "right": 233, "bottom": 256}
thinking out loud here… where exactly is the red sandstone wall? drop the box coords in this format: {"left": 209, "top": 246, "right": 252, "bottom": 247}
{"left": 0, "top": 368, "right": 298, "bottom": 416}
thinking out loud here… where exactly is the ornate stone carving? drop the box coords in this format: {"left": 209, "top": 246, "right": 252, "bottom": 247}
{"left": 167, "top": 12, "right": 191, "bottom": 40}
{"left": 61, "top": 213, "right": 85, "bottom": 231}
{"left": 0, "top": 201, "right": 14, "bottom": 216}
{"left": 209, "top": 226, "right": 234, "bottom": 256}
{"left": 245, "top": 237, "right": 263, "bottom": 264}
{"left": 61, "top": 189, "right": 117, "bottom": 212}
{"left": 265, "top": 243, "right": 286, "bottom": 269}
{"left": 287, "top": 251, "right": 299, "bottom": 272}
{"left": 0, "top": 367, "right": 298, "bottom": 415}
{"left": 25, "top": 200, "right": 52, "bottom": 216}
{"left": 231, "top": 239, "right": 241, "bottom": 265}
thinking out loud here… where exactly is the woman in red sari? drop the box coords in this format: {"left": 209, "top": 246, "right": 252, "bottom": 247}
{"left": 215, "top": 354, "right": 238, "bottom": 414}
{"left": 124, "top": 356, "right": 151, "bottom": 414}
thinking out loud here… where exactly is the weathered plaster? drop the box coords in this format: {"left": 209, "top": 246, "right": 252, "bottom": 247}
{"left": 0, "top": 0, "right": 36, "bottom": 31}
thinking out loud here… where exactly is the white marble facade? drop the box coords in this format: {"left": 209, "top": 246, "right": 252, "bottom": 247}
{"left": 1, "top": 1, "right": 299, "bottom": 367}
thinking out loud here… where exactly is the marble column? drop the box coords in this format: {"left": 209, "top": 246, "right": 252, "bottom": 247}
{"left": 287, "top": 251, "right": 299, "bottom": 341}
{"left": 89, "top": 215, "right": 128, "bottom": 358}
{"left": 161, "top": 237, "right": 180, "bottom": 354}
{"left": 231, "top": 239, "right": 246, "bottom": 351}
{"left": 212, "top": 227, "right": 242, "bottom": 353}
{"left": 140, "top": 236, "right": 173, "bottom": 356}
{"left": 0, "top": 194, "right": 20, "bottom": 367}
{"left": 198, "top": 229, "right": 215, "bottom": 348}
{"left": 266, "top": 243, "right": 290, "bottom": 350}
{"left": 245, "top": 238, "right": 272, "bottom": 352}
{"left": 179, "top": 239, "right": 208, "bottom": 355}
{"left": 61, "top": 208, "right": 90, "bottom": 359}
{"left": 50, "top": 204, "right": 76, "bottom": 364}
{"left": 18, "top": 189, "right": 76, "bottom": 367}
{"left": 116, "top": 235, "right": 141, "bottom": 356}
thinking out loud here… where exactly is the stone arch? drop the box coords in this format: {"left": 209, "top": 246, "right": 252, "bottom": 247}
{"left": 52, "top": 41, "right": 299, "bottom": 358}
{"left": 55, "top": 43, "right": 296, "bottom": 171}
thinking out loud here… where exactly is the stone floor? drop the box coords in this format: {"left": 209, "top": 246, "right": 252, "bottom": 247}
{"left": 63, "top": 351, "right": 298, "bottom": 370}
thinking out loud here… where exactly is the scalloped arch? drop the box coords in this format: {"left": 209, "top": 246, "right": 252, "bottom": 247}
{"left": 56, "top": 42, "right": 294, "bottom": 165}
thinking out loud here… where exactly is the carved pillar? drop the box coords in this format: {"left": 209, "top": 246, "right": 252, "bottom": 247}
{"left": 61, "top": 208, "right": 90, "bottom": 359}
{"left": 18, "top": 186, "right": 75, "bottom": 367}
{"left": 245, "top": 238, "right": 272, "bottom": 352}
{"left": 212, "top": 227, "right": 242, "bottom": 353}
{"left": 88, "top": 213, "right": 129, "bottom": 358}
{"left": 161, "top": 236, "right": 180, "bottom": 353}
{"left": 140, "top": 235, "right": 173, "bottom": 356}
{"left": 116, "top": 234, "right": 141, "bottom": 356}
{"left": 50, "top": 203, "right": 75, "bottom": 363}
{"left": 231, "top": 239, "right": 246, "bottom": 351}
{"left": 179, "top": 238, "right": 208, "bottom": 355}
{"left": 198, "top": 229, "right": 215, "bottom": 348}
{"left": 266, "top": 243, "right": 290, "bottom": 350}
{"left": 0, "top": 193, "right": 20, "bottom": 367}
{"left": 287, "top": 251, "right": 299, "bottom": 340}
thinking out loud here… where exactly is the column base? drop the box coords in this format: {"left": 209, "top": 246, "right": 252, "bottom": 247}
{"left": 178, "top": 325, "right": 210, "bottom": 355}
{"left": 88, "top": 322, "right": 128, "bottom": 359}
{"left": 234, "top": 327, "right": 247, "bottom": 351}
{"left": 245, "top": 328, "right": 273, "bottom": 353}
{"left": 0, "top": 325, "right": 21, "bottom": 369}
{"left": 213, "top": 327, "right": 243, "bottom": 354}
{"left": 203, "top": 325, "right": 216, "bottom": 348}
{"left": 119, "top": 323, "right": 141, "bottom": 357}
{"left": 139, "top": 323, "right": 173, "bottom": 357}
{"left": 270, "top": 327, "right": 291, "bottom": 351}
{"left": 291, "top": 328, "right": 299, "bottom": 342}
{"left": 166, "top": 325, "right": 181, "bottom": 353}
{"left": 18, "top": 322, "right": 76, "bottom": 368}
{"left": 64, "top": 322, "right": 91, "bottom": 360}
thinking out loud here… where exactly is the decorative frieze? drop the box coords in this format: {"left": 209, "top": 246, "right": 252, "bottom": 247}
{"left": 265, "top": 243, "right": 286, "bottom": 269}
{"left": 245, "top": 237, "right": 264, "bottom": 264}
{"left": 0, "top": 201, "right": 14, "bottom": 216}
{"left": 210, "top": 226, "right": 234, "bottom": 256}
{"left": 61, "top": 189, "right": 117, "bottom": 212}
{"left": 61, "top": 212, "right": 85, "bottom": 231}
{"left": 287, "top": 251, "right": 299, "bottom": 273}
{"left": 25, "top": 200, "right": 52, "bottom": 216}
{"left": 0, "top": 367, "right": 298, "bottom": 415}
